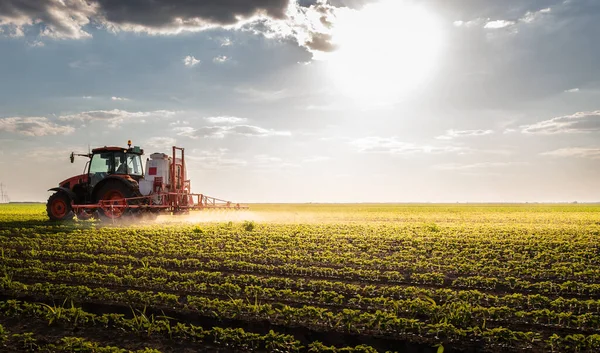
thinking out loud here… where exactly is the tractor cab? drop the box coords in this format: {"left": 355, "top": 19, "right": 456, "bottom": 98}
{"left": 88, "top": 146, "right": 144, "bottom": 187}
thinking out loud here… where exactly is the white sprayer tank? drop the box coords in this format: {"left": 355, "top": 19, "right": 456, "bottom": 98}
{"left": 139, "top": 152, "right": 171, "bottom": 195}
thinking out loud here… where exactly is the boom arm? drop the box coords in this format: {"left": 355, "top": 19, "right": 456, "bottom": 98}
{"left": 70, "top": 152, "right": 92, "bottom": 163}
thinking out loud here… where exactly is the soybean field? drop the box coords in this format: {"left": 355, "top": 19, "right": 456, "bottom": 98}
{"left": 1, "top": 203, "right": 599, "bottom": 352}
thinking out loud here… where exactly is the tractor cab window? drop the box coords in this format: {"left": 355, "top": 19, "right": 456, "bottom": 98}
{"left": 89, "top": 153, "right": 113, "bottom": 187}
{"left": 89, "top": 153, "right": 113, "bottom": 174}
{"left": 114, "top": 152, "right": 143, "bottom": 176}
{"left": 127, "top": 154, "right": 144, "bottom": 176}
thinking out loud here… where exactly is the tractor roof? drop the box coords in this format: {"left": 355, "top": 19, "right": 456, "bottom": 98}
{"left": 92, "top": 146, "right": 144, "bottom": 155}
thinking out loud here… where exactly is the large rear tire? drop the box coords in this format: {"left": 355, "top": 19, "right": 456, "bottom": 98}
{"left": 95, "top": 180, "right": 138, "bottom": 220}
{"left": 46, "top": 192, "right": 74, "bottom": 221}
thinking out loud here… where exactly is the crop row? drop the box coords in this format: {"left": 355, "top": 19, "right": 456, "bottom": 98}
{"left": 6, "top": 257, "right": 600, "bottom": 314}
{"left": 1, "top": 329, "right": 161, "bottom": 353}
{"left": 6, "top": 248, "right": 600, "bottom": 298}
{"left": 0, "top": 225, "right": 600, "bottom": 284}
{"left": 0, "top": 300, "right": 367, "bottom": 352}
{"left": 4, "top": 278, "right": 600, "bottom": 352}
{"left": 0, "top": 299, "right": 473, "bottom": 353}
{"left": 4, "top": 266, "right": 600, "bottom": 334}
{"left": 2, "top": 222, "right": 599, "bottom": 283}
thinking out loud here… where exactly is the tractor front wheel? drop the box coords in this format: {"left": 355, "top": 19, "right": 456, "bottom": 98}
{"left": 46, "top": 192, "right": 74, "bottom": 221}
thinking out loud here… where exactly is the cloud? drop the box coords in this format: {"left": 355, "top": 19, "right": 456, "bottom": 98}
{"left": 204, "top": 116, "right": 247, "bottom": 124}
{"left": 111, "top": 96, "right": 130, "bottom": 101}
{"left": 541, "top": 147, "right": 600, "bottom": 159}
{"left": 352, "top": 137, "right": 465, "bottom": 155}
{"left": 456, "top": 6, "right": 553, "bottom": 32}
{"left": 219, "top": 37, "right": 232, "bottom": 46}
{"left": 305, "top": 102, "right": 347, "bottom": 111}
{"left": 0, "top": 117, "right": 74, "bottom": 136}
{"left": 0, "top": 0, "right": 291, "bottom": 38}
{"left": 168, "top": 120, "right": 190, "bottom": 127}
{"left": 235, "top": 87, "right": 293, "bottom": 102}
{"left": 175, "top": 124, "right": 291, "bottom": 139}
{"left": 145, "top": 137, "right": 176, "bottom": 150}
{"left": 253, "top": 154, "right": 300, "bottom": 170}
{"left": 436, "top": 129, "right": 494, "bottom": 140}
{"left": 216, "top": 125, "right": 291, "bottom": 138}
{"left": 304, "top": 32, "right": 337, "bottom": 52}
{"left": 521, "top": 111, "right": 600, "bottom": 134}
{"left": 172, "top": 126, "right": 197, "bottom": 138}
{"left": 97, "top": 0, "right": 290, "bottom": 31}
{"left": 68, "top": 58, "right": 103, "bottom": 69}
{"left": 240, "top": 1, "right": 340, "bottom": 56}
{"left": 27, "top": 40, "right": 44, "bottom": 47}
{"left": 175, "top": 125, "right": 291, "bottom": 139}
{"left": 82, "top": 96, "right": 93, "bottom": 99}
{"left": 0, "top": 0, "right": 340, "bottom": 58}
{"left": 484, "top": 20, "right": 515, "bottom": 29}
{"left": 453, "top": 19, "right": 485, "bottom": 28}
{"left": 0, "top": 0, "right": 96, "bottom": 39}
{"left": 564, "top": 88, "right": 580, "bottom": 93}
{"left": 433, "top": 162, "right": 526, "bottom": 171}
{"left": 255, "top": 154, "right": 283, "bottom": 163}
{"left": 213, "top": 55, "right": 229, "bottom": 63}
{"left": 59, "top": 109, "right": 174, "bottom": 128}
{"left": 183, "top": 55, "right": 200, "bottom": 67}
{"left": 303, "top": 156, "right": 331, "bottom": 163}
{"left": 186, "top": 149, "right": 247, "bottom": 170}
{"left": 521, "top": 7, "right": 551, "bottom": 24}
{"left": 176, "top": 115, "right": 289, "bottom": 138}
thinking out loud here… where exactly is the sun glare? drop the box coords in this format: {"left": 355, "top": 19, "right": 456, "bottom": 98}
{"left": 325, "top": 0, "right": 444, "bottom": 106}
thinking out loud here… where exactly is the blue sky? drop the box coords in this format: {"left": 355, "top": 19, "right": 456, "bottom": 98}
{"left": 1, "top": 0, "right": 599, "bottom": 202}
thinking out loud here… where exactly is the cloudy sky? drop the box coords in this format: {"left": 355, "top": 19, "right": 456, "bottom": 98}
{"left": 1, "top": 0, "right": 599, "bottom": 203}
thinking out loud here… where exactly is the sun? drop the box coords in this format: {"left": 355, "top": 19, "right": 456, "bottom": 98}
{"left": 324, "top": 0, "right": 444, "bottom": 106}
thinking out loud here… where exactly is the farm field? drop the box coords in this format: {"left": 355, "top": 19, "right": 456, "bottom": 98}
{"left": 1, "top": 203, "right": 600, "bottom": 352}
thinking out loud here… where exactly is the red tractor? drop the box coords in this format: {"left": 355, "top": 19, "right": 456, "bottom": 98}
{"left": 47, "top": 142, "right": 244, "bottom": 221}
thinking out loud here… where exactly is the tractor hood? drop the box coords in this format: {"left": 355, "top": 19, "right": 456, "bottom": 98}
{"left": 59, "top": 174, "right": 89, "bottom": 190}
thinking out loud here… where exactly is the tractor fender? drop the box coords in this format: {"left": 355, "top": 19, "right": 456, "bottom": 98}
{"left": 91, "top": 175, "right": 140, "bottom": 201}
{"left": 48, "top": 187, "right": 76, "bottom": 201}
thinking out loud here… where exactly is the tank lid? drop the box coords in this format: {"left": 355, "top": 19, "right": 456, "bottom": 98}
{"left": 150, "top": 153, "right": 169, "bottom": 160}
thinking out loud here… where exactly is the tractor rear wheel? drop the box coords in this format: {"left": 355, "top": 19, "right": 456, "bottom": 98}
{"left": 96, "top": 180, "right": 138, "bottom": 220}
{"left": 46, "top": 192, "right": 74, "bottom": 221}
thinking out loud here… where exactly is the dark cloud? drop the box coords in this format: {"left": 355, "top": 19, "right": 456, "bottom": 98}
{"left": 297, "top": 0, "right": 320, "bottom": 7}
{"left": 95, "top": 0, "right": 291, "bottom": 29}
{"left": 0, "top": 0, "right": 95, "bottom": 38}
{"left": 0, "top": 0, "right": 338, "bottom": 56}
{"left": 0, "top": 0, "right": 293, "bottom": 37}
{"left": 305, "top": 32, "right": 336, "bottom": 52}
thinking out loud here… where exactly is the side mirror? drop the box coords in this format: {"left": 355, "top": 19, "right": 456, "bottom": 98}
{"left": 70, "top": 152, "right": 75, "bottom": 163}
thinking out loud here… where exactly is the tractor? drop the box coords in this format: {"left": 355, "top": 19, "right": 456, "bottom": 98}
{"left": 46, "top": 141, "right": 244, "bottom": 221}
